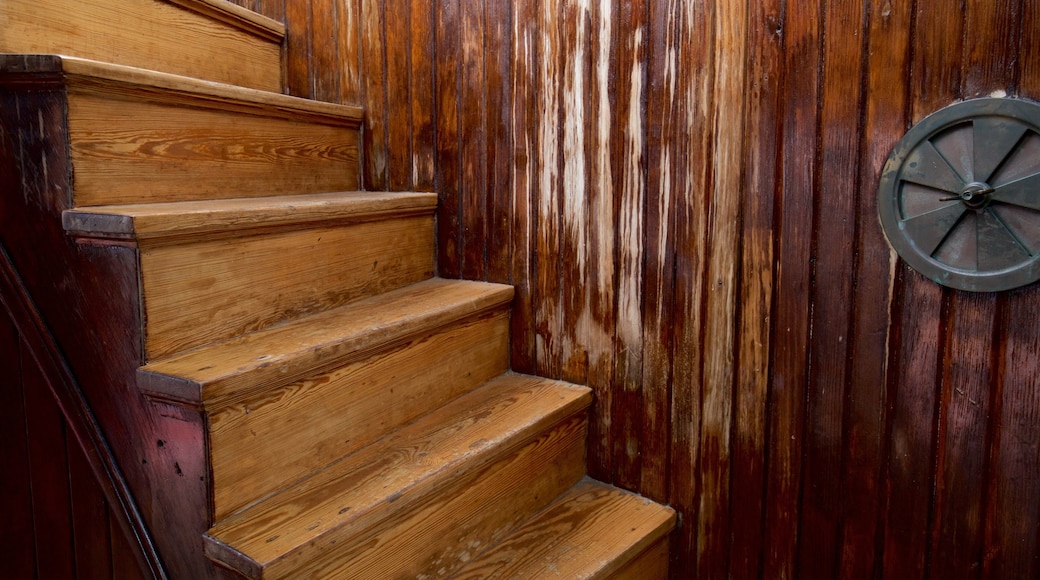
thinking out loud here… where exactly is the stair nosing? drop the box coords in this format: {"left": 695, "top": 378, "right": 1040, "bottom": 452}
{"left": 138, "top": 279, "right": 515, "bottom": 407}
{"left": 7, "top": 54, "right": 363, "bottom": 127}
{"left": 203, "top": 373, "right": 593, "bottom": 576}
{"left": 165, "top": 0, "right": 285, "bottom": 43}
{"left": 62, "top": 191, "right": 438, "bottom": 243}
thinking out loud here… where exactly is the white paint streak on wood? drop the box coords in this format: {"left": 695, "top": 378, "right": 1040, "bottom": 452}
{"left": 561, "top": 0, "right": 590, "bottom": 378}
{"left": 698, "top": 0, "right": 748, "bottom": 563}
{"left": 616, "top": 27, "right": 645, "bottom": 354}
{"left": 535, "top": 0, "right": 562, "bottom": 372}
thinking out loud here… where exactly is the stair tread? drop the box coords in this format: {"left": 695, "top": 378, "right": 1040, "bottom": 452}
{"left": 63, "top": 191, "right": 437, "bottom": 242}
{"left": 139, "top": 278, "right": 514, "bottom": 406}
{"left": 1, "top": 54, "right": 362, "bottom": 126}
{"left": 204, "top": 373, "right": 593, "bottom": 577}
{"left": 451, "top": 479, "right": 676, "bottom": 580}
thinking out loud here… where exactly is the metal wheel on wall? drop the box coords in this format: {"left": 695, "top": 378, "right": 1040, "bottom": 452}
{"left": 878, "top": 97, "right": 1040, "bottom": 292}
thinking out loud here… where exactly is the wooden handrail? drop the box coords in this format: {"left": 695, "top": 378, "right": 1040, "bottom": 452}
{"left": 0, "top": 243, "right": 167, "bottom": 580}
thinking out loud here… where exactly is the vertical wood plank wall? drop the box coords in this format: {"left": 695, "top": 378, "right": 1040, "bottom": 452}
{"left": 244, "top": 0, "right": 1040, "bottom": 577}
{"left": 0, "top": 309, "right": 146, "bottom": 579}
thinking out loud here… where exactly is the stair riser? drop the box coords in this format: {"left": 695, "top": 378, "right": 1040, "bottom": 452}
{"left": 1, "top": 0, "right": 282, "bottom": 91}
{"left": 208, "top": 310, "right": 511, "bottom": 520}
{"left": 606, "top": 539, "right": 671, "bottom": 580}
{"left": 140, "top": 216, "right": 434, "bottom": 359}
{"left": 67, "top": 91, "right": 359, "bottom": 207}
{"left": 268, "top": 414, "right": 589, "bottom": 579}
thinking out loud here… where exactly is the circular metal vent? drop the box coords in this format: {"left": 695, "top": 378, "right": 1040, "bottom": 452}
{"left": 877, "top": 98, "right": 1040, "bottom": 292}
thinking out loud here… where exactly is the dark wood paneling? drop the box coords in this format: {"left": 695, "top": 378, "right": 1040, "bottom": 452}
{"left": 0, "top": 310, "right": 35, "bottom": 576}
{"left": 282, "top": 1, "right": 1040, "bottom": 577}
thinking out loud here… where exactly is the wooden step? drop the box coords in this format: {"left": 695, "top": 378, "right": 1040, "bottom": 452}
{"left": 139, "top": 278, "right": 514, "bottom": 406}
{"left": 204, "top": 374, "right": 592, "bottom": 579}
{"left": 74, "top": 192, "right": 436, "bottom": 359}
{"left": 1, "top": 0, "right": 283, "bottom": 91}
{"left": 0, "top": 55, "right": 362, "bottom": 207}
{"left": 63, "top": 191, "right": 437, "bottom": 244}
{"left": 450, "top": 479, "right": 676, "bottom": 580}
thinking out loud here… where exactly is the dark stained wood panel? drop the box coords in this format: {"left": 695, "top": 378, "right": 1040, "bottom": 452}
{"left": 278, "top": 1, "right": 1040, "bottom": 577}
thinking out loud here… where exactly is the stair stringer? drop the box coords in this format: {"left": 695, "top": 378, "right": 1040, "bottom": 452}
{"left": 0, "top": 59, "right": 223, "bottom": 580}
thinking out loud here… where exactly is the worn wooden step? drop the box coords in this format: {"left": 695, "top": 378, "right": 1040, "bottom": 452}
{"left": 204, "top": 374, "right": 592, "bottom": 579}
{"left": 0, "top": 55, "right": 362, "bottom": 207}
{"left": 63, "top": 191, "right": 437, "bottom": 243}
{"left": 450, "top": 479, "right": 676, "bottom": 580}
{"left": 139, "top": 278, "right": 514, "bottom": 406}
{"left": 70, "top": 192, "right": 435, "bottom": 359}
{"left": 1, "top": 0, "right": 283, "bottom": 91}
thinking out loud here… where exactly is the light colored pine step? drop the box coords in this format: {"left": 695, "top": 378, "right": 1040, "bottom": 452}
{"left": 208, "top": 305, "right": 511, "bottom": 519}
{"left": 117, "top": 195, "right": 434, "bottom": 359}
{"left": 1, "top": 0, "right": 283, "bottom": 91}
{"left": 0, "top": 55, "right": 362, "bottom": 207}
{"left": 63, "top": 191, "right": 437, "bottom": 244}
{"left": 449, "top": 479, "right": 676, "bottom": 580}
{"left": 139, "top": 278, "right": 515, "bottom": 406}
{"left": 204, "top": 374, "right": 593, "bottom": 579}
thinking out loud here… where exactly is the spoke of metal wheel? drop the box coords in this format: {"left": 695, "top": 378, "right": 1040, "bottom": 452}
{"left": 902, "top": 202, "right": 968, "bottom": 257}
{"left": 992, "top": 172, "right": 1040, "bottom": 212}
{"left": 973, "top": 117, "right": 1030, "bottom": 183}
{"left": 977, "top": 208, "right": 1032, "bottom": 271}
{"left": 901, "top": 140, "right": 968, "bottom": 193}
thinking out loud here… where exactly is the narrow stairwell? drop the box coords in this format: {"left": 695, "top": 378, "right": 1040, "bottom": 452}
{"left": 1, "top": 1, "right": 676, "bottom": 577}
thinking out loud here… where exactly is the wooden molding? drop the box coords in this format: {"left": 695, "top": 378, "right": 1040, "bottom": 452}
{"left": 163, "top": 0, "right": 285, "bottom": 43}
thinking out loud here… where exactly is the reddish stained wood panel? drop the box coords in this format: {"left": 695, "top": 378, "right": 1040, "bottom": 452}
{"left": 558, "top": 0, "right": 591, "bottom": 388}
{"left": 507, "top": 0, "right": 537, "bottom": 375}
{"left": 838, "top": 1, "right": 910, "bottom": 577}
{"left": 410, "top": 0, "right": 436, "bottom": 191}
{"left": 762, "top": 0, "right": 820, "bottom": 577}
{"left": 666, "top": 1, "right": 714, "bottom": 576}
{"left": 532, "top": 0, "right": 564, "bottom": 381}
{"left": 68, "top": 426, "right": 115, "bottom": 579}
{"left": 930, "top": 293, "right": 997, "bottom": 577}
{"left": 638, "top": 0, "right": 676, "bottom": 504}
{"left": 385, "top": 0, "right": 413, "bottom": 191}
{"left": 435, "top": 0, "right": 462, "bottom": 279}
{"left": 459, "top": 0, "right": 488, "bottom": 281}
{"left": 696, "top": 0, "right": 748, "bottom": 576}
{"left": 963, "top": 0, "right": 1022, "bottom": 98}
{"left": 731, "top": 0, "right": 782, "bottom": 576}
{"left": 607, "top": 0, "right": 648, "bottom": 495}
{"left": 797, "top": 0, "right": 867, "bottom": 576}
{"left": 985, "top": 288, "right": 1040, "bottom": 578}
{"left": 309, "top": 0, "right": 342, "bottom": 103}
{"left": 282, "top": 1, "right": 313, "bottom": 99}
{"left": 0, "top": 313, "right": 34, "bottom": 577}
{"left": 281, "top": 2, "right": 1040, "bottom": 578}
{"left": 362, "top": 0, "right": 389, "bottom": 190}
{"left": 21, "top": 340, "right": 76, "bottom": 580}
{"left": 581, "top": 0, "right": 619, "bottom": 483}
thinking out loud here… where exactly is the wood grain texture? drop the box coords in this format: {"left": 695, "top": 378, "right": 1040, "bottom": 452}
{"left": 0, "top": 313, "right": 35, "bottom": 577}
{"left": 204, "top": 375, "right": 591, "bottom": 578}
{"left": 140, "top": 215, "right": 433, "bottom": 358}
{"left": 451, "top": 479, "right": 675, "bottom": 580}
{"left": 1, "top": 66, "right": 204, "bottom": 577}
{"left": 140, "top": 278, "right": 513, "bottom": 405}
{"left": 68, "top": 92, "right": 359, "bottom": 206}
{"left": 209, "top": 310, "right": 510, "bottom": 519}
{"left": 270, "top": 1, "right": 1040, "bottom": 577}
{"left": 165, "top": 0, "right": 285, "bottom": 41}
{"left": 0, "top": 0, "right": 282, "bottom": 91}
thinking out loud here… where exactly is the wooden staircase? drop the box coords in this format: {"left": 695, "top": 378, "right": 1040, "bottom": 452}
{"left": 1, "top": 1, "right": 675, "bottom": 577}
